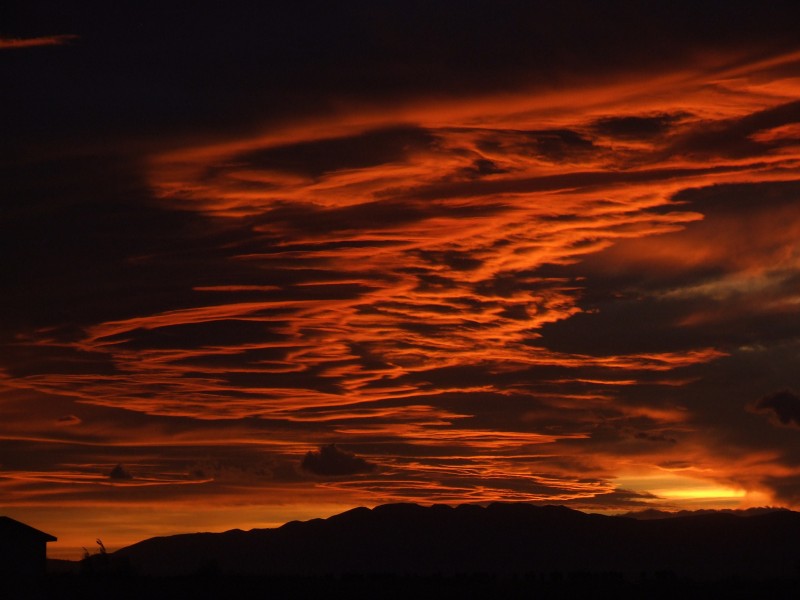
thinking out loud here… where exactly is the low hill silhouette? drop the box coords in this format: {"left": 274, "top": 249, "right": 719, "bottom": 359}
{"left": 622, "top": 506, "right": 790, "bottom": 519}
{"left": 109, "top": 503, "right": 800, "bottom": 580}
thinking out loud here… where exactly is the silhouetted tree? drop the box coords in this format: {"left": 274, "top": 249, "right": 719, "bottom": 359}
{"left": 80, "top": 538, "right": 109, "bottom": 574}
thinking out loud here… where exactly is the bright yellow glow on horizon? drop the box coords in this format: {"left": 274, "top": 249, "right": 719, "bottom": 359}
{"left": 616, "top": 472, "right": 748, "bottom": 506}
{"left": 655, "top": 486, "right": 746, "bottom": 500}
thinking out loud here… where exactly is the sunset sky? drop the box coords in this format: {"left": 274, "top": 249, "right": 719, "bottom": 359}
{"left": 3, "top": 1, "right": 800, "bottom": 558}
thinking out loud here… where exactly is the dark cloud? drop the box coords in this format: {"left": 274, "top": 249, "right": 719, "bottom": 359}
{"left": 258, "top": 197, "right": 508, "bottom": 236}
{"left": 301, "top": 444, "right": 376, "bottom": 477}
{"left": 95, "top": 320, "right": 292, "bottom": 352}
{"left": 185, "top": 458, "right": 293, "bottom": 483}
{"left": 108, "top": 463, "right": 134, "bottom": 480}
{"left": 1, "top": 343, "right": 118, "bottom": 377}
{"left": 751, "top": 390, "right": 800, "bottom": 428}
{"left": 673, "top": 179, "right": 800, "bottom": 214}
{"left": 0, "top": 156, "right": 262, "bottom": 340}
{"left": 406, "top": 163, "right": 751, "bottom": 202}
{"left": 459, "top": 158, "right": 509, "bottom": 179}
{"left": 230, "top": 126, "right": 438, "bottom": 179}
{"left": 634, "top": 432, "right": 677, "bottom": 444}
{"left": 540, "top": 291, "right": 800, "bottom": 358}
{"left": 591, "top": 113, "right": 686, "bottom": 140}
{"left": 525, "top": 129, "right": 598, "bottom": 162}
{"left": 565, "top": 488, "right": 659, "bottom": 509}
{"left": 764, "top": 475, "right": 800, "bottom": 505}
{"left": 416, "top": 250, "right": 484, "bottom": 271}
{"left": 475, "top": 129, "right": 598, "bottom": 163}
{"left": 537, "top": 178, "right": 800, "bottom": 357}
{"left": 665, "top": 99, "right": 800, "bottom": 159}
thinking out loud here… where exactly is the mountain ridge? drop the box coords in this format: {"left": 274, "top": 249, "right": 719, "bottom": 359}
{"left": 100, "top": 502, "right": 800, "bottom": 580}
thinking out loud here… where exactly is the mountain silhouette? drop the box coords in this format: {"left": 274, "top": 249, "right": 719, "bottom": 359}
{"left": 111, "top": 503, "right": 800, "bottom": 580}
{"left": 621, "top": 506, "right": 791, "bottom": 519}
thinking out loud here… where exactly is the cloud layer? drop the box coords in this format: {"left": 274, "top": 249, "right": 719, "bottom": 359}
{"left": 3, "top": 2, "right": 800, "bottom": 556}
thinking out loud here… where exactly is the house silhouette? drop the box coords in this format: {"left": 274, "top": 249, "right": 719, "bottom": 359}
{"left": 0, "top": 516, "right": 57, "bottom": 579}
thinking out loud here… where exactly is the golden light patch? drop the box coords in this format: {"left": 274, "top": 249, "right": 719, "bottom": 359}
{"left": 617, "top": 472, "right": 748, "bottom": 507}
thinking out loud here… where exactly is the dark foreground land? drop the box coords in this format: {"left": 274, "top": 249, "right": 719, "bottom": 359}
{"left": 18, "top": 503, "right": 800, "bottom": 599}
{"left": 111, "top": 503, "right": 800, "bottom": 579}
{"left": 22, "top": 572, "right": 800, "bottom": 600}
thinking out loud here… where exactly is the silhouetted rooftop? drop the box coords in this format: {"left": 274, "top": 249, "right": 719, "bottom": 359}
{"left": 0, "top": 516, "right": 57, "bottom": 542}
